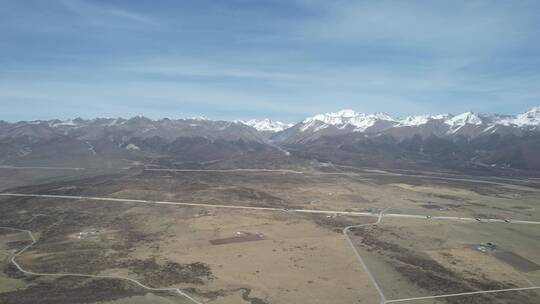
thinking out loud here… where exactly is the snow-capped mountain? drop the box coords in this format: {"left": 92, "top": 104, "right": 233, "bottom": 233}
{"left": 5, "top": 107, "right": 539, "bottom": 143}
{"left": 241, "top": 119, "right": 293, "bottom": 132}
{"left": 398, "top": 114, "right": 447, "bottom": 126}
{"left": 301, "top": 109, "right": 397, "bottom": 132}
{"left": 271, "top": 109, "right": 398, "bottom": 144}
{"left": 495, "top": 106, "right": 540, "bottom": 127}
{"left": 0, "top": 116, "right": 279, "bottom": 168}
{"left": 267, "top": 106, "right": 540, "bottom": 172}
{"left": 1, "top": 106, "right": 540, "bottom": 171}
{"left": 273, "top": 107, "right": 540, "bottom": 144}
{"left": 0, "top": 116, "right": 266, "bottom": 149}
{"left": 446, "top": 111, "right": 483, "bottom": 126}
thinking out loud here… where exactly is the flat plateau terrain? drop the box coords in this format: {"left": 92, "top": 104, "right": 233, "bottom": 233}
{"left": 350, "top": 218, "right": 540, "bottom": 303}
{"left": 0, "top": 166, "right": 539, "bottom": 303}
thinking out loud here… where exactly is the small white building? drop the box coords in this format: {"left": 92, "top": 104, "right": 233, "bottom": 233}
{"left": 78, "top": 231, "right": 97, "bottom": 239}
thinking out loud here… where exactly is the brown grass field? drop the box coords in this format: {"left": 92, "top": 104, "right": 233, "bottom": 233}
{"left": 0, "top": 168, "right": 539, "bottom": 303}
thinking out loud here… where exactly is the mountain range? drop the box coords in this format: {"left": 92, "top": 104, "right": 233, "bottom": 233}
{"left": 1, "top": 107, "right": 540, "bottom": 174}
{"left": 273, "top": 107, "right": 540, "bottom": 143}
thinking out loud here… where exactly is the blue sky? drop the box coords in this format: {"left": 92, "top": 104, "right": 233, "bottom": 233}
{"left": 1, "top": 0, "right": 540, "bottom": 122}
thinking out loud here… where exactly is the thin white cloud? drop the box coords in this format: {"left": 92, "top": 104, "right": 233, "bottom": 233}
{"left": 296, "top": 0, "right": 533, "bottom": 55}
{"left": 2, "top": 1, "right": 539, "bottom": 120}
{"left": 121, "top": 61, "right": 304, "bottom": 82}
{"left": 61, "top": 0, "right": 156, "bottom": 28}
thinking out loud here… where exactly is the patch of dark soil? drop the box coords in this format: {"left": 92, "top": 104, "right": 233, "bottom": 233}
{"left": 240, "top": 288, "right": 269, "bottom": 304}
{"left": 463, "top": 186, "right": 504, "bottom": 197}
{"left": 430, "top": 193, "right": 464, "bottom": 201}
{"left": 26, "top": 246, "right": 122, "bottom": 275}
{"left": 119, "top": 258, "right": 213, "bottom": 286}
{"left": 3, "top": 262, "right": 33, "bottom": 280}
{"left": 420, "top": 204, "right": 446, "bottom": 210}
{"left": 392, "top": 254, "right": 520, "bottom": 304}
{"left": 210, "top": 232, "right": 264, "bottom": 245}
{"left": 4, "top": 240, "right": 31, "bottom": 250}
{"left": 468, "top": 202, "right": 487, "bottom": 207}
{"left": 493, "top": 250, "right": 540, "bottom": 272}
{"left": 444, "top": 203, "right": 463, "bottom": 208}
{"left": 393, "top": 262, "right": 473, "bottom": 294}
{"left": 0, "top": 277, "right": 149, "bottom": 304}
{"left": 512, "top": 205, "right": 532, "bottom": 210}
{"left": 393, "top": 253, "right": 453, "bottom": 277}
{"left": 184, "top": 287, "right": 228, "bottom": 300}
{"left": 352, "top": 227, "right": 403, "bottom": 253}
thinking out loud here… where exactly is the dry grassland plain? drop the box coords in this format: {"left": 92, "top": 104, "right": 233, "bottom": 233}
{"left": 90, "top": 171, "right": 540, "bottom": 222}
{"left": 0, "top": 196, "right": 379, "bottom": 303}
{"left": 349, "top": 217, "right": 540, "bottom": 303}
{"left": 0, "top": 168, "right": 539, "bottom": 303}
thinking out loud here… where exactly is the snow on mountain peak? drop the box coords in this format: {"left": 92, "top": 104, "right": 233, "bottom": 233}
{"left": 523, "top": 106, "right": 540, "bottom": 119}
{"left": 298, "top": 107, "right": 540, "bottom": 135}
{"left": 241, "top": 119, "right": 293, "bottom": 132}
{"left": 445, "top": 112, "right": 483, "bottom": 127}
{"left": 512, "top": 106, "right": 540, "bottom": 127}
{"left": 525, "top": 106, "right": 540, "bottom": 113}
{"left": 304, "top": 109, "right": 357, "bottom": 124}
{"left": 399, "top": 115, "right": 431, "bottom": 126}
{"left": 398, "top": 114, "right": 452, "bottom": 126}
{"left": 302, "top": 109, "right": 397, "bottom": 132}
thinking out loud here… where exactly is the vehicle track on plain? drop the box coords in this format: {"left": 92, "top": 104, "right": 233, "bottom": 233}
{"left": 1, "top": 192, "right": 539, "bottom": 225}
{"left": 343, "top": 208, "right": 389, "bottom": 304}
